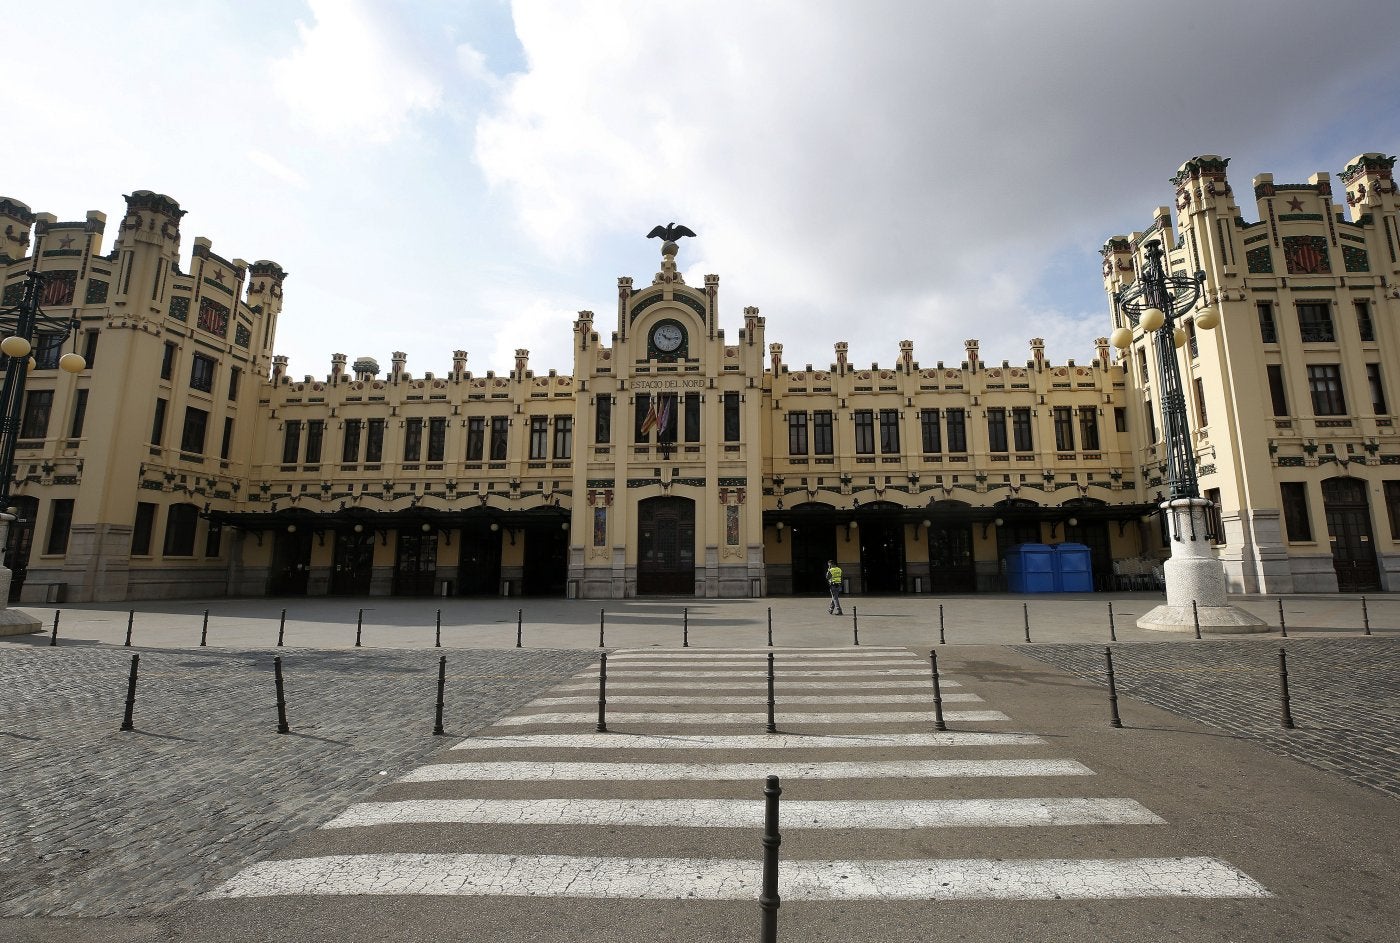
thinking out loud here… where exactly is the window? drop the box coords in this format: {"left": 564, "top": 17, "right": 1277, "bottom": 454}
{"left": 683, "top": 393, "right": 700, "bottom": 443}
{"left": 45, "top": 499, "right": 74, "bottom": 555}
{"left": 634, "top": 393, "right": 651, "bottom": 444}
{"left": 723, "top": 392, "right": 740, "bottom": 441}
{"left": 553, "top": 416, "right": 573, "bottom": 459}
{"left": 595, "top": 394, "right": 612, "bottom": 444}
{"left": 1144, "top": 400, "right": 1156, "bottom": 442}
{"left": 1257, "top": 302, "right": 1278, "bottom": 343}
{"left": 945, "top": 408, "right": 967, "bottom": 453}
{"left": 1280, "top": 482, "right": 1312, "bottom": 541}
{"left": 34, "top": 334, "right": 62, "bottom": 370}
{"left": 162, "top": 503, "right": 198, "bottom": 556}
{"left": 281, "top": 419, "right": 302, "bottom": 463}
{"left": 1307, "top": 364, "right": 1347, "bottom": 415}
{"left": 1204, "top": 487, "right": 1224, "bottom": 545}
{"left": 342, "top": 419, "right": 362, "bottom": 463}
{"left": 490, "top": 416, "right": 509, "bottom": 460}
{"left": 366, "top": 418, "right": 385, "bottom": 462}
{"left": 1385, "top": 480, "right": 1400, "bottom": 539}
{"left": 1186, "top": 318, "right": 1198, "bottom": 358}
{"left": 1194, "top": 378, "right": 1208, "bottom": 427}
{"left": 879, "top": 409, "right": 900, "bottom": 454}
{"left": 69, "top": 389, "right": 88, "bottom": 438}
{"left": 1296, "top": 302, "right": 1334, "bottom": 343}
{"left": 189, "top": 353, "right": 215, "bottom": 393}
{"left": 1052, "top": 407, "right": 1074, "bottom": 451}
{"left": 161, "top": 342, "right": 176, "bottom": 380}
{"left": 788, "top": 412, "right": 808, "bottom": 455}
{"left": 813, "top": 410, "right": 834, "bottom": 454}
{"left": 20, "top": 390, "right": 53, "bottom": 439}
{"left": 853, "top": 410, "right": 875, "bottom": 454}
{"left": 227, "top": 366, "right": 241, "bottom": 401}
{"left": 465, "top": 417, "right": 484, "bottom": 460}
{"left": 83, "top": 330, "right": 99, "bottom": 370}
{"left": 220, "top": 417, "right": 234, "bottom": 459}
{"left": 1267, "top": 365, "right": 1289, "bottom": 416}
{"left": 131, "top": 502, "right": 156, "bottom": 555}
{"left": 1078, "top": 407, "right": 1099, "bottom": 451}
{"left": 1114, "top": 407, "right": 1127, "bottom": 433}
{"left": 1013, "top": 407, "right": 1034, "bottom": 452}
{"left": 920, "top": 409, "right": 941, "bottom": 454}
{"left": 180, "top": 406, "right": 208, "bottom": 454}
{"left": 428, "top": 417, "right": 446, "bottom": 462}
{"left": 305, "top": 419, "right": 324, "bottom": 463}
{"left": 529, "top": 416, "right": 549, "bottom": 460}
{"left": 151, "top": 397, "right": 167, "bottom": 446}
{"left": 986, "top": 408, "right": 1008, "bottom": 453}
{"left": 657, "top": 393, "right": 678, "bottom": 445}
{"left": 403, "top": 418, "right": 423, "bottom": 461}
{"left": 1369, "top": 364, "right": 1388, "bottom": 414}
{"left": 1357, "top": 300, "right": 1376, "bottom": 342}
{"left": 1137, "top": 348, "right": 1149, "bottom": 383}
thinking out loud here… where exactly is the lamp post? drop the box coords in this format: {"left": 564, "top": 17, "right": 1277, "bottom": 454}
{"left": 1112, "top": 239, "right": 1265, "bottom": 633}
{"left": 0, "top": 270, "right": 86, "bottom": 633}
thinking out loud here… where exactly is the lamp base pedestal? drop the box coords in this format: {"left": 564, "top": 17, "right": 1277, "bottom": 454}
{"left": 1136, "top": 498, "right": 1270, "bottom": 634}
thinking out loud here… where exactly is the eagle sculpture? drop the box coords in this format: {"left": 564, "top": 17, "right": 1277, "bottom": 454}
{"left": 647, "top": 223, "right": 696, "bottom": 241}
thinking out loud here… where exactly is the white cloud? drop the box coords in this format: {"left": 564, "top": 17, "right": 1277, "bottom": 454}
{"left": 246, "top": 150, "right": 307, "bottom": 188}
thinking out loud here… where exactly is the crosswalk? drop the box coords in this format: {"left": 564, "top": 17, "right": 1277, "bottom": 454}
{"left": 207, "top": 646, "right": 1270, "bottom": 908}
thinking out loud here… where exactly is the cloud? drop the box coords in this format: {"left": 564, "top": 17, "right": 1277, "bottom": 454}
{"left": 246, "top": 150, "right": 307, "bottom": 188}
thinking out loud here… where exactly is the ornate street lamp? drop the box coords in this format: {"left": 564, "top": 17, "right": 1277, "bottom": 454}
{"left": 1112, "top": 239, "right": 1264, "bottom": 633}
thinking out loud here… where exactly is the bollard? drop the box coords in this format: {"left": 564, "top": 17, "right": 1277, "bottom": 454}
{"left": 49, "top": 610, "right": 59, "bottom": 647}
{"left": 119, "top": 653, "right": 140, "bottom": 732}
{"left": 277, "top": 608, "right": 287, "bottom": 647}
{"left": 1278, "top": 599, "right": 1287, "bottom": 638}
{"left": 683, "top": 607, "right": 689, "bottom": 648}
{"left": 1362, "top": 595, "right": 1372, "bottom": 636}
{"left": 1278, "top": 648, "right": 1295, "bottom": 729}
{"left": 599, "top": 609, "right": 606, "bottom": 648}
{"left": 1105, "top": 647, "right": 1123, "bottom": 729}
{"left": 1192, "top": 599, "right": 1202, "bottom": 640}
{"left": 200, "top": 609, "right": 209, "bottom": 647}
{"left": 1023, "top": 603, "right": 1031, "bottom": 643}
{"left": 433, "top": 655, "right": 447, "bottom": 735}
{"left": 766, "top": 652, "right": 777, "bottom": 734}
{"left": 355, "top": 608, "right": 364, "bottom": 648}
{"left": 596, "top": 652, "right": 608, "bottom": 733}
{"left": 852, "top": 607, "right": 860, "bottom": 646}
{"left": 273, "top": 656, "right": 290, "bottom": 734}
{"left": 929, "top": 650, "right": 946, "bottom": 732}
{"left": 124, "top": 610, "right": 135, "bottom": 647}
{"left": 435, "top": 609, "right": 442, "bottom": 648}
{"left": 938, "top": 604, "right": 945, "bottom": 645}
{"left": 767, "top": 607, "right": 773, "bottom": 647}
{"left": 1108, "top": 602, "right": 1117, "bottom": 642}
{"left": 516, "top": 609, "right": 523, "bottom": 648}
{"left": 759, "top": 775, "right": 782, "bottom": 943}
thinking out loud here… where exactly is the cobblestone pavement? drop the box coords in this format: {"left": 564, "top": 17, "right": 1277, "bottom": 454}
{"left": 1017, "top": 637, "right": 1400, "bottom": 801}
{"left": 0, "top": 645, "right": 597, "bottom": 918}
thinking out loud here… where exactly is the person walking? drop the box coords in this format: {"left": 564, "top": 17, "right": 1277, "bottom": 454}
{"left": 825, "top": 559, "right": 843, "bottom": 615}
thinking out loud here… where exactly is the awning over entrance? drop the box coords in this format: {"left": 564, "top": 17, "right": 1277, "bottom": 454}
{"left": 209, "top": 504, "right": 570, "bottom": 538}
{"left": 762, "top": 496, "right": 1162, "bottom": 532}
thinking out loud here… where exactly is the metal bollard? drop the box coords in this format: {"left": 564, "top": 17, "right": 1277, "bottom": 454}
{"left": 766, "top": 652, "right": 777, "bottom": 734}
{"left": 516, "top": 609, "right": 523, "bottom": 648}
{"left": 1023, "top": 602, "right": 1031, "bottom": 643}
{"left": 273, "top": 656, "right": 290, "bottom": 735}
{"left": 49, "top": 610, "right": 59, "bottom": 647}
{"left": 1105, "top": 647, "right": 1123, "bottom": 728}
{"left": 355, "top": 608, "right": 364, "bottom": 648}
{"left": 929, "top": 649, "right": 946, "bottom": 732}
{"left": 1192, "top": 599, "right": 1202, "bottom": 640}
{"left": 277, "top": 608, "right": 287, "bottom": 647}
{"left": 852, "top": 607, "right": 860, "bottom": 646}
{"left": 119, "top": 653, "right": 140, "bottom": 732}
{"left": 433, "top": 655, "right": 447, "bottom": 735}
{"left": 1362, "top": 595, "right": 1372, "bottom": 636}
{"left": 1278, "top": 648, "right": 1295, "bottom": 729}
{"left": 938, "top": 604, "right": 945, "bottom": 645}
{"left": 683, "top": 607, "right": 689, "bottom": 648}
{"left": 1278, "top": 599, "right": 1287, "bottom": 638}
{"left": 1108, "top": 601, "right": 1117, "bottom": 642}
{"left": 767, "top": 607, "right": 773, "bottom": 647}
{"left": 759, "top": 775, "right": 782, "bottom": 943}
{"left": 200, "top": 609, "right": 209, "bottom": 647}
{"left": 596, "top": 652, "right": 608, "bottom": 733}
{"left": 124, "top": 610, "right": 134, "bottom": 647}
{"left": 435, "top": 609, "right": 442, "bottom": 648}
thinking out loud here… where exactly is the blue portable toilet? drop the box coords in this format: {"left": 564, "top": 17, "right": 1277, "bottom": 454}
{"left": 1052, "top": 542, "right": 1093, "bottom": 592}
{"left": 1005, "top": 543, "right": 1055, "bottom": 593}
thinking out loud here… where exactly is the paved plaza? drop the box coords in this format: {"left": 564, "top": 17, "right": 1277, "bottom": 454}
{"left": 1, "top": 593, "right": 1397, "bottom": 942}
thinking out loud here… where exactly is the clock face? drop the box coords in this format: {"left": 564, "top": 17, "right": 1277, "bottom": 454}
{"left": 652, "top": 322, "right": 685, "bottom": 352}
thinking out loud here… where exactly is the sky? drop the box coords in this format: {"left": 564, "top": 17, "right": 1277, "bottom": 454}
{"left": 9, "top": 0, "right": 1400, "bottom": 380}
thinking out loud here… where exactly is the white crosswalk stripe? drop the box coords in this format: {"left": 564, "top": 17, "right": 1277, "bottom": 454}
{"left": 400, "top": 758, "right": 1094, "bottom": 782}
{"left": 528, "top": 692, "right": 983, "bottom": 706}
{"left": 497, "top": 709, "right": 1009, "bottom": 726}
{"left": 450, "top": 731, "right": 1047, "bottom": 750}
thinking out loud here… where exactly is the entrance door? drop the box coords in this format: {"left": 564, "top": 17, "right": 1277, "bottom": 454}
{"left": 523, "top": 523, "right": 569, "bottom": 596}
{"left": 858, "top": 518, "right": 905, "bottom": 593}
{"left": 3, "top": 496, "right": 37, "bottom": 603}
{"left": 269, "top": 529, "right": 312, "bottom": 595}
{"left": 393, "top": 532, "right": 438, "bottom": 596}
{"left": 928, "top": 524, "right": 976, "bottom": 593}
{"left": 790, "top": 519, "right": 839, "bottom": 594}
{"left": 330, "top": 531, "right": 375, "bottom": 595}
{"left": 1064, "top": 520, "right": 1112, "bottom": 591}
{"left": 637, "top": 497, "right": 694, "bottom": 595}
{"left": 1322, "top": 477, "right": 1380, "bottom": 592}
{"left": 457, "top": 523, "right": 502, "bottom": 595}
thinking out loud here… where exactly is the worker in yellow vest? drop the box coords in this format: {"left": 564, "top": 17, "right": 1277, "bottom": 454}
{"left": 825, "top": 560, "right": 843, "bottom": 615}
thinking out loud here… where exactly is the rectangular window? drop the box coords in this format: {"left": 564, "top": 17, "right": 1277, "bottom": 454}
{"left": 45, "top": 499, "right": 74, "bottom": 555}
{"left": 151, "top": 397, "right": 167, "bottom": 446}
{"left": 189, "top": 353, "right": 215, "bottom": 393}
{"left": 657, "top": 393, "right": 678, "bottom": 445}
{"left": 305, "top": 419, "right": 324, "bottom": 463}
{"left": 1357, "top": 300, "right": 1376, "bottom": 342}
{"left": 813, "top": 410, "right": 834, "bottom": 454}
{"left": 1369, "top": 364, "right": 1388, "bottom": 414}
{"left": 366, "top": 418, "right": 385, "bottom": 463}
{"left": 220, "top": 417, "right": 234, "bottom": 459}
{"left": 69, "top": 389, "right": 88, "bottom": 439}
{"left": 428, "top": 417, "right": 446, "bottom": 461}
{"left": 342, "top": 419, "right": 362, "bottom": 463}
{"left": 161, "top": 341, "right": 176, "bottom": 380}
{"left": 788, "top": 412, "right": 808, "bottom": 455}
{"left": 879, "top": 409, "right": 900, "bottom": 454}
{"left": 1114, "top": 407, "right": 1127, "bottom": 433}
{"left": 1194, "top": 378, "right": 1208, "bottom": 427}
{"left": 490, "top": 416, "right": 509, "bottom": 460}
{"left": 162, "top": 504, "right": 198, "bottom": 557}
{"left": 1052, "top": 407, "right": 1074, "bottom": 451}
{"left": 723, "top": 392, "right": 741, "bottom": 441}
{"left": 634, "top": 393, "right": 651, "bottom": 444}
{"left": 920, "top": 408, "right": 941, "bottom": 454}
{"left": 1204, "top": 487, "right": 1224, "bottom": 545}
{"left": 180, "top": 406, "right": 208, "bottom": 454}
{"left": 553, "top": 416, "right": 573, "bottom": 459}
{"left": 1296, "top": 301, "right": 1334, "bottom": 343}
{"left": 33, "top": 333, "right": 63, "bottom": 370}
{"left": 1013, "top": 407, "right": 1034, "bottom": 452}
{"left": 945, "top": 408, "right": 967, "bottom": 453}
{"left": 20, "top": 390, "right": 53, "bottom": 439}
{"left": 683, "top": 393, "right": 700, "bottom": 443}
{"left": 131, "top": 502, "right": 156, "bottom": 555}
{"left": 1144, "top": 400, "right": 1156, "bottom": 442}
{"left": 595, "top": 394, "right": 612, "bottom": 444}
{"left": 1385, "top": 480, "right": 1400, "bottom": 539}
{"left": 281, "top": 419, "right": 301, "bottom": 463}
{"left": 853, "top": 410, "right": 875, "bottom": 454}
{"left": 1257, "top": 301, "right": 1278, "bottom": 343}
{"left": 1267, "top": 365, "right": 1289, "bottom": 416}
{"left": 1280, "top": 481, "right": 1312, "bottom": 541}
{"left": 83, "top": 330, "right": 99, "bottom": 370}
{"left": 1307, "top": 364, "right": 1347, "bottom": 415}
{"left": 465, "top": 417, "right": 483, "bottom": 461}
{"left": 1187, "top": 318, "right": 1198, "bottom": 358}
{"left": 1137, "top": 348, "right": 1149, "bottom": 383}
{"left": 529, "top": 416, "right": 549, "bottom": 459}
{"left": 1078, "top": 407, "right": 1099, "bottom": 451}
{"left": 403, "top": 418, "right": 423, "bottom": 461}
{"left": 227, "top": 366, "right": 241, "bottom": 401}
{"left": 986, "top": 407, "right": 1008, "bottom": 453}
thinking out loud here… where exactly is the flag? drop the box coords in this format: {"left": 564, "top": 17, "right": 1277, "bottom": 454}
{"left": 657, "top": 395, "right": 672, "bottom": 438}
{"left": 640, "top": 396, "right": 660, "bottom": 435}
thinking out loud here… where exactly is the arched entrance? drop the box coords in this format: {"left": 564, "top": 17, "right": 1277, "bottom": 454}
{"left": 856, "top": 502, "right": 905, "bottom": 594}
{"left": 393, "top": 531, "right": 437, "bottom": 596}
{"left": 269, "top": 528, "right": 312, "bottom": 595}
{"left": 330, "top": 530, "right": 375, "bottom": 595}
{"left": 788, "top": 503, "right": 839, "bottom": 594}
{"left": 523, "top": 522, "right": 569, "bottom": 596}
{"left": 637, "top": 496, "right": 695, "bottom": 595}
{"left": 1322, "top": 477, "right": 1379, "bottom": 592}
{"left": 457, "top": 522, "right": 502, "bottom": 595}
{"left": 1063, "top": 498, "right": 1113, "bottom": 591}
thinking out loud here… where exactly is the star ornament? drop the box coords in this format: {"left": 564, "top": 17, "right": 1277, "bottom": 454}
{"left": 1286, "top": 197, "right": 1305, "bottom": 212}
{"left": 213, "top": 268, "right": 225, "bottom": 283}
{"left": 58, "top": 235, "right": 75, "bottom": 249}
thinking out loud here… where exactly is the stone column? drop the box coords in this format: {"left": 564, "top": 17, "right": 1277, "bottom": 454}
{"left": 1137, "top": 498, "right": 1269, "bottom": 633}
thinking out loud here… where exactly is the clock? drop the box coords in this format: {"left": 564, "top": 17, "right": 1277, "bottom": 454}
{"left": 651, "top": 321, "right": 685, "bottom": 353}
